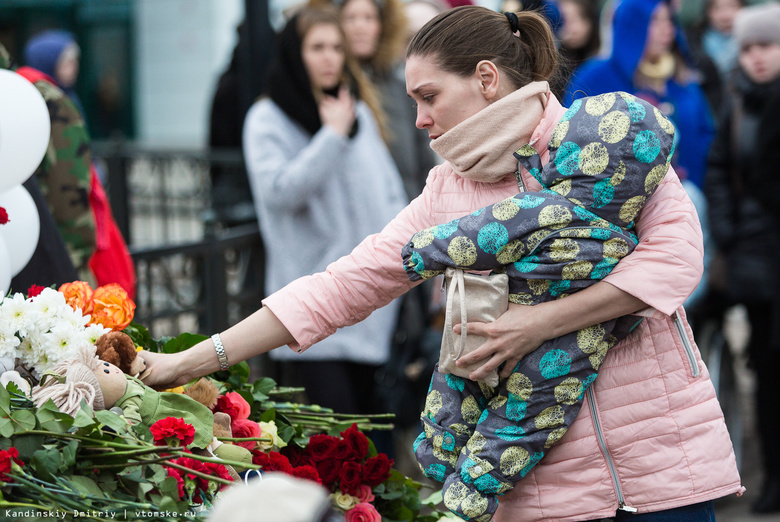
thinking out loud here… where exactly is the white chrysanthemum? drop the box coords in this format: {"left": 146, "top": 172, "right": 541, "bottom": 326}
{"left": 16, "top": 338, "right": 39, "bottom": 376}
{"left": 0, "top": 321, "right": 21, "bottom": 359}
{"left": 1, "top": 293, "right": 37, "bottom": 337}
{"left": 83, "top": 323, "right": 110, "bottom": 345}
{"left": 28, "top": 287, "right": 66, "bottom": 317}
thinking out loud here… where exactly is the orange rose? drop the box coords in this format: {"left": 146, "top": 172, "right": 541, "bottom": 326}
{"left": 58, "top": 281, "right": 95, "bottom": 315}
{"left": 90, "top": 284, "right": 136, "bottom": 331}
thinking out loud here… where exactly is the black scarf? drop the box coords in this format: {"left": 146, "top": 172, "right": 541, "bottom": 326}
{"left": 265, "top": 14, "right": 358, "bottom": 137}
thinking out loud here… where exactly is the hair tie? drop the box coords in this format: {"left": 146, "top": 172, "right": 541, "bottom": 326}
{"left": 504, "top": 12, "right": 520, "bottom": 35}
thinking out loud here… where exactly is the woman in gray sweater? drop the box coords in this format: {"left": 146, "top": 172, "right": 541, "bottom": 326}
{"left": 242, "top": 5, "right": 407, "bottom": 416}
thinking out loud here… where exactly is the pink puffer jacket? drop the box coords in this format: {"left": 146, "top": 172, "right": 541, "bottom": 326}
{"left": 263, "top": 89, "right": 744, "bottom": 521}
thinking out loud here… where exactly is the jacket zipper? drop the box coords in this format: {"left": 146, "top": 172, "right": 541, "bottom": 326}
{"left": 673, "top": 310, "right": 700, "bottom": 377}
{"left": 587, "top": 387, "right": 638, "bottom": 513}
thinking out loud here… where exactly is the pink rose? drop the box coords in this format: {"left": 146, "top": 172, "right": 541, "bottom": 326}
{"left": 355, "top": 484, "right": 375, "bottom": 503}
{"left": 346, "top": 502, "right": 381, "bottom": 522}
{"left": 231, "top": 418, "right": 262, "bottom": 450}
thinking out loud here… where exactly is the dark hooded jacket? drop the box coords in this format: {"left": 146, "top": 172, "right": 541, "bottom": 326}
{"left": 564, "top": 0, "right": 714, "bottom": 189}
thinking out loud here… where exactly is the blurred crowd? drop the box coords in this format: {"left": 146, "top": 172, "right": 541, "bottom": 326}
{"left": 5, "top": 0, "right": 780, "bottom": 518}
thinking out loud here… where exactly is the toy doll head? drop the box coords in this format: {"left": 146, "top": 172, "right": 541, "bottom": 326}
{"left": 32, "top": 345, "right": 128, "bottom": 416}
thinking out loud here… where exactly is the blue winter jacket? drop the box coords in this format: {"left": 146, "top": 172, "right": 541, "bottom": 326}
{"left": 564, "top": 0, "right": 714, "bottom": 189}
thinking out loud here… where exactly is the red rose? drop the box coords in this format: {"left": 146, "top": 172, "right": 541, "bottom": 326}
{"left": 149, "top": 417, "right": 195, "bottom": 448}
{"left": 307, "top": 433, "right": 339, "bottom": 462}
{"left": 0, "top": 448, "right": 23, "bottom": 482}
{"left": 339, "top": 461, "right": 364, "bottom": 496}
{"left": 27, "top": 285, "right": 46, "bottom": 298}
{"left": 213, "top": 392, "right": 251, "bottom": 422}
{"left": 340, "top": 423, "right": 369, "bottom": 462}
{"left": 0, "top": 207, "right": 8, "bottom": 225}
{"left": 231, "top": 418, "right": 262, "bottom": 450}
{"left": 252, "top": 450, "right": 293, "bottom": 473}
{"left": 281, "top": 444, "right": 311, "bottom": 467}
{"left": 362, "top": 453, "right": 394, "bottom": 487}
{"left": 315, "top": 458, "right": 341, "bottom": 487}
{"left": 166, "top": 467, "right": 185, "bottom": 499}
{"left": 331, "top": 439, "right": 355, "bottom": 462}
{"left": 346, "top": 502, "right": 381, "bottom": 522}
{"left": 291, "top": 465, "right": 322, "bottom": 484}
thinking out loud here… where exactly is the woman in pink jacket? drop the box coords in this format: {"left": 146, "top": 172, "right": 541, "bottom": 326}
{"left": 141, "top": 6, "right": 743, "bottom": 520}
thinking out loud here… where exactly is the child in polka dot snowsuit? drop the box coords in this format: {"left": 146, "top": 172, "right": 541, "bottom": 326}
{"left": 401, "top": 91, "right": 676, "bottom": 521}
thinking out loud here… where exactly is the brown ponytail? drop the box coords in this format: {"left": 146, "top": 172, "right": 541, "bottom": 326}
{"left": 406, "top": 5, "right": 560, "bottom": 91}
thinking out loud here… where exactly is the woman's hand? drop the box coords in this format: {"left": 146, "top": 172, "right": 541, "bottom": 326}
{"left": 319, "top": 85, "right": 356, "bottom": 137}
{"left": 454, "top": 303, "right": 550, "bottom": 381}
{"left": 138, "top": 350, "right": 196, "bottom": 390}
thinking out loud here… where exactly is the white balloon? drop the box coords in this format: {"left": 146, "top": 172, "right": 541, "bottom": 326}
{"left": 0, "top": 235, "right": 11, "bottom": 295}
{"left": 0, "top": 185, "right": 40, "bottom": 276}
{"left": 0, "top": 69, "right": 51, "bottom": 193}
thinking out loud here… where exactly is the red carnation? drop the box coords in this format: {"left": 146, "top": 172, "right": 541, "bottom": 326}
{"left": 339, "top": 460, "right": 364, "bottom": 496}
{"left": 201, "top": 461, "right": 234, "bottom": 493}
{"left": 166, "top": 467, "right": 185, "bottom": 499}
{"left": 0, "top": 207, "right": 8, "bottom": 225}
{"left": 291, "top": 465, "right": 322, "bottom": 484}
{"left": 213, "top": 391, "right": 251, "bottom": 422}
{"left": 315, "top": 457, "right": 341, "bottom": 487}
{"left": 0, "top": 447, "right": 23, "bottom": 482}
{"left": 172, "top": 456, "right": 209, "bottom": 502}
{"left": 362, "top": 453, "right": 394, "bottom": 487}
{"left": 27, "top": 285, "right": 46, "bottom": 298}
{"left": 231, "top": 418, "right": 262, "bottom": 450}
{"left": 252, "top": 450, "right": 293, "bottom": 473}
{"left": 149, "top": 417, "right": 195, "bottom": 447}
{"left": 306, "top": 433, "right": 339, "bottom": 462}
{"left": 340, "top": 423, "right": 369, "bottom": 462}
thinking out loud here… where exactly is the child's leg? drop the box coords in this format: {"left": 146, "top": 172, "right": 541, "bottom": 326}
{"left": 414, "top": 365, "right": 496, "bottom": 482}
{"left": 441, "top": 316, "right": 638, "bottom": 520}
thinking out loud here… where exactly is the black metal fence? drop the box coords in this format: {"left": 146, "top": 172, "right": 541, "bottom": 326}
{"left": 93, "top": 141, "right": 265, "bottom": 338}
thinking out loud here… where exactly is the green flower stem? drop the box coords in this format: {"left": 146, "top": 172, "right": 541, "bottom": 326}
{"left": 0, "top": 500, "right": 52, "bottom": 511}
{"left": 165, "top": 451, "right": 262, "bottom": 471}
{"left": 8, "top": 476, "right": 97, "bottom": 513}
{"left": 216, "top": 436, "right": 271, "bottom": 442}
{"left": 19, "top": 430, "right": 146, "bottom": 450}
{"left": 84, "top": 445, "right": 175, "bottom": 459}
{"left": 161, "top": 461, "right": 234, "bottom": 486}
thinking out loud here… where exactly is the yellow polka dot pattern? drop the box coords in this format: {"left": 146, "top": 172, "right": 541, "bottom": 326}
{"left": 619, "top": 195, "right": 646, "bottom": 224}
{"left": 577, "top": 324, "right": 607, "bottom": 354}
{"left": 580, "top": 142, "right": 610, "bottom": 175}
{"left": 506, "top": 372, "right": 533, "bottom": 400}
{"left": 496, "top": 239, "right": 525, "bottom": 264}
{"left": 551, "top": 178, "right": 572, "bottom": 196}
{"left": 535, "top": 405, "right": 565, "bottom": 429}
{"left": 451, "top": 423, "right": 472, "bottom": 437}
{"left": 528, "top": 279, "right": 550, "bottom": 295}
{"left": 603, "top": 237, "right": 631, "bottom": 259}
{"left": 411, "top": 229, "right": 434, "bottom": 248}
{"left": 654, "top": 107, "right": 675, "bottom": 134}
{"left": 462, "top": 396, "right": 482, "bottom": 425}
{"left": 598, "top": 110, "right": 631, "bottom": 144}
{"left": 589, "top": 341, "right": 610, "bottom": 369}
{"left": 549, "top": 238, "right": 580, "bottom": 262}
{"left": 467, "top": 432, "right": 487, "bottom": 454}
{"left": 500, "top": 446, "right": 530, "bottom": 476}
{"left": 555, "top": 377, "right": 583, "bottom": 405}
{"left": 425, "top": 389, "right": 443, "bottom": 417}
{"left": 448, "top": 236, "right": 477, "bottom": 266}
{"left": 489, "top": 395, "right": 508, "bottom": 410}
{"left": 510, "top": 293, "right": 534, "bottom": 305}
{"left": 538, "top": 205, "right": 572, "bottom": 229}
{"left": 645, "top": 163, "right": 668, "bottom": 193}
{"left": 545, "top": 427, "right": 568, "bottom": 448}
{"left": 550, "top": 119, "right": 570, "bottom": 148}
{"left": 611, "top": 160, "right": 627, "bottom": 186}
{"left": 492, "top": 198, "right": 521, "bottom": 221}
{"left": 585, "top": 92, "right": 616, "bottom": 115}
{"left": 433, "top": 438, "right": 459, "bottom": 466}
{"left": 562, "top": 259, "right": 594, "bottom": 280}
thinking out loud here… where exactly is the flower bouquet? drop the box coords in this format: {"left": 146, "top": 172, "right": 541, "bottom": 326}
{"left": 0, "top": 282, "right": 448, "bottom": 521}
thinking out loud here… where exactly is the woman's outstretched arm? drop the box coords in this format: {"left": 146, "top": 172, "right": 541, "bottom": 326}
{"left": 140, "top": 307, "right": 294, "bottom": 389}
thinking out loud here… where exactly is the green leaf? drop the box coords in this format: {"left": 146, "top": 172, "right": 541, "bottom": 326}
{"left": 162, "top": 333, "right": 208, "bottom": 354}
{"left": 123, "top": 322, "right": 157, "bottom": 352}
{"left": 251, "top": 377, "right": 276, "bottom": 402}
{"left": 11, "top": 409, "right": 36, "bottom": 432}
{"left": 0, "top": 417, "right": 13, "bottom": 438}
{"left": 118, "top": 465, "right": 145, "bottom": 482}
{"left": 31, "top": 447, "right": 62, "bottom": 482}
{"left": 60, "top": 439, "right": 79, "bottom": 470}
{"left": 68, "top": 475, "right": 105, "bottom": 498}
{"left": 95, "top": 409, "right": 130, "bottom": 435}
{"left": 11, "top": 434, "right": 46, "bottom": 461}
{"left": 137, "top": 480, "right": 155, "bottom": 498}
{"left": 259, "top": 408, "right": 276, "bottom": 423}
{"left": 0, "top": 385, "right": 11, "bottom": 416}
{"left": 37, "top": 401, "right": 74, "bottom": 433}
{"left": 72, "top": 403, "right": 98, "bottom": 428}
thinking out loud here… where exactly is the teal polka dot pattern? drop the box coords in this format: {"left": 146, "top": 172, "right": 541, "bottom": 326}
{"left": 519, "top": 452, "right": 545, "bottom": 478}
{"left": 623, "top": 96, "right": 647, "bottom": 122}
{"left": 549, "top": 279, "right": 571, "bottom": 297}
{"left": 591, "top": 257, "right": 618, "bottom": 279}
{"left": 408, "top": 251, "right": 425, "bottom": 273}
{"left": 506, "top": 395, "right": 528, "bottom": 422}
{"left": 478, "top": 410, "right": 489, "bottom": 425}
{"left": 477, "top": 222, "right": 509, "bottom": 255}
{"left": 592, "top": 178, "right": 615, "bottom": 209}
{"left": 414, "top": 431, "right": 426, "bottom": 451}
{"left": 425, "top": 463, "right": 447, "bottom": 482}
{"left": 515, "top": 195, "right": 546, "bottom": 209}
{"left": 633, "top": 129, "right": 661, "bottom": 163}
{"left": 435, "top": 220, "right": 460, "bottom": 239}
{"left": 591, "top": 228, "right": 610, "bottom": 240}
{"left": 540, "top": 350, "right": 572, "bottom": 379}
{"left": 513, "top": 256, "right": 539, "bottom": 274}
{"left": 442, "top": 432, "right": 456, "bottom": 451}
{"left": 471, "top": 207, "right": 485, "bottom": 217}
{"left": 579, "top": 374, "right": 598, "bottom": 399}
{"left": 446, "top": 373, "right": 466, "bottom": 393}
{"left": 555, "top": 142, "right": 581, "bottom": 176}
{"left": 474, "top": 474, "right": 504, "bottom": 495}
{"left": 495, "top": 425, "right": 526, "bottom": 441}
{"left": 562, "top": 98, "right": 582, "bottom": 121}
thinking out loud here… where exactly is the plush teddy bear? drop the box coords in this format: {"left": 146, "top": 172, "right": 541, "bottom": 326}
{"left": 95, "top": 331, "right": 146, "bottom": 378}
